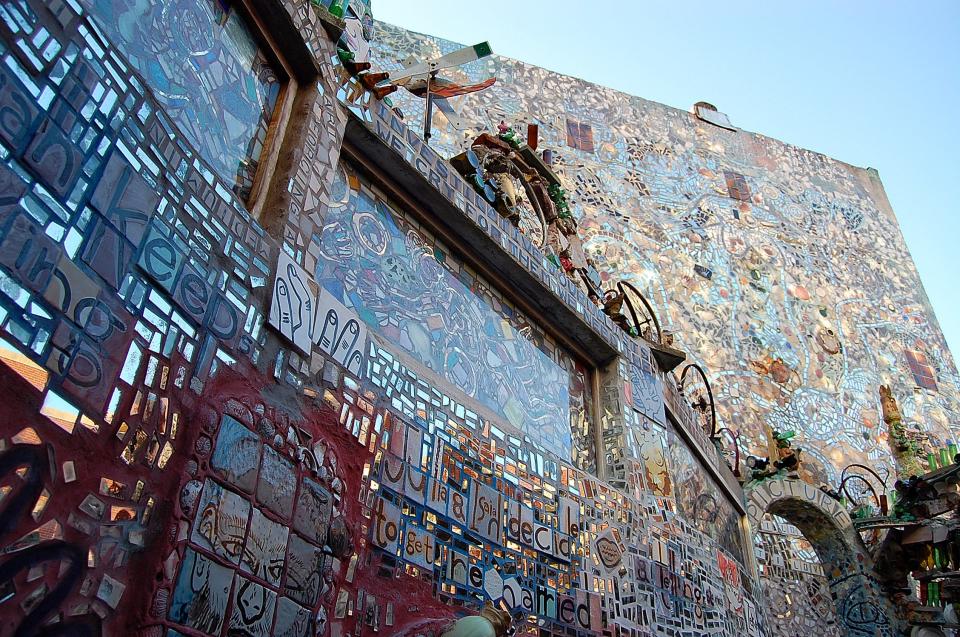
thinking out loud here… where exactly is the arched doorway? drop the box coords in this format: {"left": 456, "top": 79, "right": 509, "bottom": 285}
{"left": 747, "top": 478, "right": 897, "bottom": 636}
{"left": 756, "top": 513, "right": 845, "bottom": 636}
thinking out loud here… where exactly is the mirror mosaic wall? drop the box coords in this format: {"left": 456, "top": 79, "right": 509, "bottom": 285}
{"left": 367, "top": 21, "right": 960, "bottom": 487}
{"left": 0, "top": 1, "right": 919, "bottom": 636}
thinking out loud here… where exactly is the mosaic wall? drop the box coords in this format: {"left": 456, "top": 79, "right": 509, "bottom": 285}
{"left": 0, "top": 0, "right": 349, "bottom": 634}
{"left": 343, "top": 97, "right": 709, "bottom": 491}
{"left": 355, "top": 338, "right": 763, "bottom": 636}
{"left": 367, "top": 21, "right": 960, "bottom": 485}
{"left": 668, "top": 427, "right": 747, "bottom": 564}
{"left": 0, "top": 1, "right": 888, "bottom": 636}
{"left": 336, "top": 93, "right": 758, "bottom": 568}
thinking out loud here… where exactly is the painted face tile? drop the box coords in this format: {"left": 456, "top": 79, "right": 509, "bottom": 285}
{"left": 240, "top": 508, "right": 289, "bottom": 587}
{"left": 191, "top": 479, "right": 250, "bottom": 564}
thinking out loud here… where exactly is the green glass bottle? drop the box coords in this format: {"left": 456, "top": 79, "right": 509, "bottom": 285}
{"left": 328, "top": 0, "right": 349, "bottom": 18}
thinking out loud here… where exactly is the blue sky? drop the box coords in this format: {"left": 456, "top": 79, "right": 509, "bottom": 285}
{"left": 375, "top": 0, "right": 960, "bottom": 362}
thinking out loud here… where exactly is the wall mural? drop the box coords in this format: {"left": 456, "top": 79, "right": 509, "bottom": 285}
{"left": 313, "top": 162, "right": 590, "bottom": 459}
{"left": 669, "top": 429, "right": 748, "bottom": 565}
{"left": 368, "top": 21, "right": 960, "bottom": 486}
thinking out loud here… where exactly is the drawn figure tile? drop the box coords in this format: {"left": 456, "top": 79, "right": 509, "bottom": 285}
{"left": 634, "top": 421, "right": 673, "bottom": 499}
{"left": 256, "top": 446, "right": 296, "bottom": 519}
{"left": 314, "top": 287, "right": 367, "bottom": 375}
{"left": 191, "top": 479, "right": 250, "bottom": 564}
{"left": 273, "top": 596, "right": 311, "bottom": 637}
{"left": 96, "top": 574, "right": 125, "bottom": 609}
{"left": 241, "top": 508, "right": 289, "bottom": 587}
{"left": 269, "top": 251, "right": 316, "bottom": 354}
{"left": 630, "top": 362, "right": 666, "bottom": 426}
{"left": 229, "top": 574, "right": 277, "bottom": 637}
{"left": 283, "top": 533, "right": 325, "bottom": 607}
{"left": 169, "top": 548, "right": 233, "bottom": 635}
{"left": 292, "top": 477, "right": 332, "bottom": 546}
{"left": 211, "top": 414, "right": 261, "bottom": 493}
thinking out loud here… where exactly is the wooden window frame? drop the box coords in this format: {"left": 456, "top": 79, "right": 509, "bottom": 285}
{"left": 233, "top": 0, "right": 299, "bottom": 219}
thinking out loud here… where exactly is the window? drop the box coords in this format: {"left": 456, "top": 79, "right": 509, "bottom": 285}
{"left": 80, "top": 0, "right": 295, "bottom": 212}
{"left": 694, "top": 102, "right": 736, "bottom": 131}
{"left": 724, "top": 170, "right": 751, "bottom": 202}
{"left": 565, "top": 118, "right": 595, "bottom": 153}
{"left": 315, "top": 162, "right": 596, "bottom": 459}
{"left": 905, "top": 349, "right": 938, "bottom": 391}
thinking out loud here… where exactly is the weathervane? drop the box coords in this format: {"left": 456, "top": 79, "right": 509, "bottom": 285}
{"left": 333, "top": 7, "right": 496, "bottom": 144}
{"left": 386, "top": 42, "right": 496, "bottom": 143}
